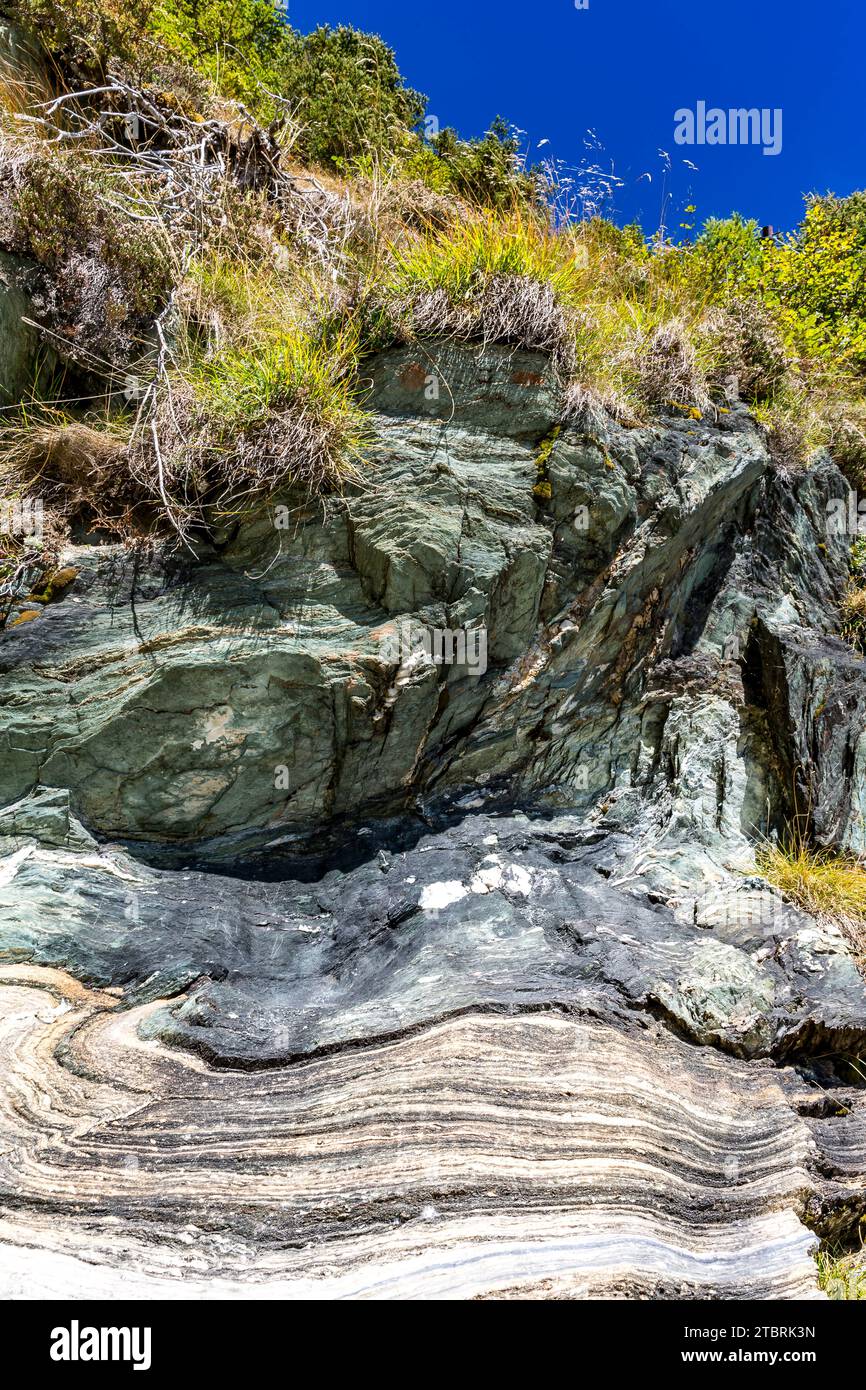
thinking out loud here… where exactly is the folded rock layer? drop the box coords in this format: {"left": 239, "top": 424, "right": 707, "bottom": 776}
{"left": 0, "top": 969, "right": 822, "bottom": 1300}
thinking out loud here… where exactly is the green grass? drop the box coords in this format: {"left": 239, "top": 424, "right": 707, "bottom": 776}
{"left": 387, "top": 213, "right": 588, "bottom": 309}
{"left": 111, "top": 241, "right": 371, "bottom": 526}
{"left": 191, "top": 321, "right": 370, "bottom": 473}
{"left": 816, "top": 1246, "right": 866, "bottom": 1299}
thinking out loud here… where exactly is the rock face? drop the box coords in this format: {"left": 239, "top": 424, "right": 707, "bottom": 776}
{"left": 1, "top": 809, "right": 864, "bottom": 1066}
{"left": 0, "top": 967, "right": 822, "bottom": 1300}
{"left": 0, "top": 341, "right": 865, "bottom": 1298}
{"left": 3, "top": 341, "right": 863, "bottom": 866}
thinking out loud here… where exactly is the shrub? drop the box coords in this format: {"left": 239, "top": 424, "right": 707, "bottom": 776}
{"left": 414, "top": 118, "right": 543, "bottom": 210}
{"left": 147, "top": 0, "right": 295, "bottom": 115}
{"left": 690, "top": 214, "right": 764, "bottom": 296}
{"left": 10, "top": 0, "right": 157, "bottom": 82}
{"left": 7, "top": 152, "right": 173, "bottom": 366}
{"left": 762, "top": 196, "right": 866, "bottom": 372}
{"left": 15, "top": 3, "right": 427, "bottom": 171}
{"left": 267, "top": 25, "right": 425, "bottom": 169}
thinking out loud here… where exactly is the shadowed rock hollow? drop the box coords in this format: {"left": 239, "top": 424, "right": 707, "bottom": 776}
{"left": 1, "top": 335, "right": 865, "bottom": 1298}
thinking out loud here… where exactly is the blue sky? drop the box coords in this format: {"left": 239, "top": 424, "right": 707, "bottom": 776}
{"left": 288, "top": 0, "right": 865, "bottom": 236}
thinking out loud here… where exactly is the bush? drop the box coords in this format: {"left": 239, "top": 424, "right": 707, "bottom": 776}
{"left": 763, "top": 197, "right": 866, "bottom": 372}
{"left": 10, "top": 0, "right": 157, "bottom": 82}
{"left": 690, "top": 214, "right": 764, "bottom": 295}
{"left": 7, "top": 153, "right": 173, "bottom": 365}
{"left": 406, "top": 118, "right": 542, "bottom": 210}
{"left": 147, "top": 0, "right": 295, "bottom": 114}
{"left": 266, "top": 24, "right": 425, "bottom": 169}
{"left": 692, "top": 201, "right": 866, "bottom": 377}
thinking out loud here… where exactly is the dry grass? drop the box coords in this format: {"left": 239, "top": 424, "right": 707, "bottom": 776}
{"left": 0, "top": 408, "right": 135, "bottom": 536}
{"left": 619, "top": 313, "right": 712, "bottom": 415}
{"left": 700, "top": 297, "right": 791, "bottom": 401}
{"left": 841, "top": 583, "right": 866, "bottom": 651}
{"left": 757, "top": 831, "right": 866, "bottom": 962}
{"left": 1, "top": 415, "right": 128, "bottom": 485}
{"left": 0, "top": 39, "right": 54, "bottom": 130}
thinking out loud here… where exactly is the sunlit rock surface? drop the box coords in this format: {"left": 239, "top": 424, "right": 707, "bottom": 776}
{"left": 0, "top": 968, "right": 826, "bottom": 1300}
{"left": 1, "top": 342, "right": 864, "bottom": 1298}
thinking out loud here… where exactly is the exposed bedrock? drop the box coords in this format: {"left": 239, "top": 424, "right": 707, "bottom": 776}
{"left": 1, "top": 810, "right": 863, "bottom": 1065}
{"left": 1, "top": 340, "right": 865, "bottom": 1298}
{"left": 0, "top": 968, "right": 827, "bottom": 1300}
{"left": 2, "top": 340, "right": 863, "bottom": 873}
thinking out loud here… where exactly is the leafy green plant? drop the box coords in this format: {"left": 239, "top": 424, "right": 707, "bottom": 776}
{"left": 147, "top": 0, "right": 295, "bottom": 113}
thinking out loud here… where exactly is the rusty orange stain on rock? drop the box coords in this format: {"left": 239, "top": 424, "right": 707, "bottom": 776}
{"left": 399, "top": 363, "right": 427, "bottom": 391}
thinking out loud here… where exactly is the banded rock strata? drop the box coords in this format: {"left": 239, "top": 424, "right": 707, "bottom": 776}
{"left": 0, "top": 967, "right": 823, "bottom": 1300}
{"left": 1, "top": 340, "right": 865, "bottom": 1297}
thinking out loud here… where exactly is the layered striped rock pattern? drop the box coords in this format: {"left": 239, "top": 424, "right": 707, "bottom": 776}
{"left": 0, "top": 810, "right": 864, "bottom": 1299}
{"left": 0, "top": 966, "right": 823, "bottom": 1300}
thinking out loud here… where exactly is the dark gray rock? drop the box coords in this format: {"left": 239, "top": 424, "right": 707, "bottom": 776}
{"left": 1, "top": 812, "right": 862, "bottom": 1066}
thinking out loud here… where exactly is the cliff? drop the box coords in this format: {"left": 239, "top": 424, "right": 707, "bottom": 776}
{"left": 0, "top": 4, "right": 864, "bottom": 1300}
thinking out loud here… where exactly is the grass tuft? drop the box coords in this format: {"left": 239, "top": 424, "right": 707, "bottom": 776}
{"left": 757, "top": 829, "right": 866, "bottom": 962}
{"left": 382, "top": 213, "right": 588, "bottom": 360}
{"left": 816, "top": 1245, "right": 866, "bottom": 1299}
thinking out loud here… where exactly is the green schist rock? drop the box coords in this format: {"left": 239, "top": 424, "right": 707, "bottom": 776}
{"left": 0, "top": 342, "right": 864, "bottom": 882}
